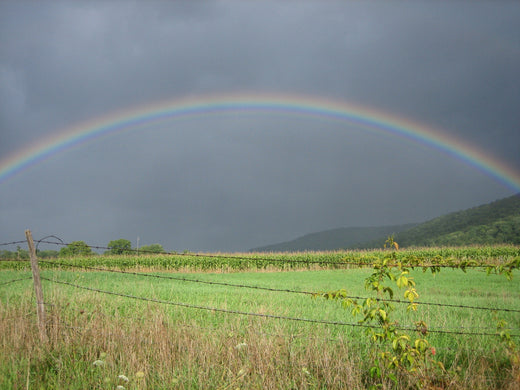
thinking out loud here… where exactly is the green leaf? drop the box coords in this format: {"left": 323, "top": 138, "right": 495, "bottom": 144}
{"left": 407, "top": 353, "right": 414, "bottom": 367}
{"left": 369, "top": 366, "right": 380, "bottom": 379}
{"left": 414, "top": 338, "right": 428, "bottom": 351}
{"left": 383, "top": 287, "right": 394, "bottom": 299}
{"left": 396, "top": 275, "right": 408, "bottom": 288}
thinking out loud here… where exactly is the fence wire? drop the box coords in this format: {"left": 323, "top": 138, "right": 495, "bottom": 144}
{"left": 0, "top": 240, "right": 27, "bottom": 247}
{"left": 40, "top": 276, "right": 520, "bottom": 338}
{"left": 40, "top": 260, "right": 316, "bottom": 294}
{"left": 0, "top": 276, "right": 33, "bottom": 286}
{"left": 0, "top": 259, "right": 30, "bottom": 262}
{"left": 37, "top": 260, "right": 520, "bottom": 314}
{"left": 3, "top": 236, "right": 519, "bottom": 337}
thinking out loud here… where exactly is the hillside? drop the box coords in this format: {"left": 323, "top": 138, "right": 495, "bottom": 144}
{"left": 251, "top": 193, "right": 520, "bottom": 252}
{"left": 250, "top": 224, "right": 417, "bottom": 252}
{"left": 357, "top": 193, "right": 520, "bottom": 248}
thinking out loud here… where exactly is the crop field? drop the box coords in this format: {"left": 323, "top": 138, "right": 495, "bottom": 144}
{"left": 3, "top": 245, "right": 520, "bottom": 272}
{"left": 1, "top": 247, "right": 519, "bottom": 389}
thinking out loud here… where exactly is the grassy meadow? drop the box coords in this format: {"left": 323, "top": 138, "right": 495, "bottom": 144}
{"left": 1, "top": 248, "right": 519, "bottom": 389}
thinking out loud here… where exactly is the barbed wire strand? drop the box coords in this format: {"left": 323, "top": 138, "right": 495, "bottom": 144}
{"left": 39, "top": 259, "right": 316, "bottom": 294}
{"left": 40, "top": 276, "right": 376, "bottom": 329}
{"left": 319, "top": 292, "right": 520, "bottom": 314}
{"left": 45, "top": 297, "right": 520, "bottom": 333}
{"left": 2, "top": 277, "right": 517, "bottom": 339}
{"left": 40, "top": 303, "right": 366, "bottom": 345}
{"left": 0, "top": 240, "right": 27, "bottom": 247}
{"left": 38, "top": 260, "right": 520, "bottom": 314}
{"left": 19, "top": 281, "right": 520, "bottom": 334}
{"left": 5, "top": 293, "right": 518, "bottom": 347}
{"left": 0, "top": 276, "right": 33, "bottom": 286}
{"left": 36, "top": 235, "right": 65, "bottom": 251}
{"left": 0, "top": 259, "right": 30, "bottom": 262}
{"left": 40, "top": 276, "right": 519, "bottom": 338}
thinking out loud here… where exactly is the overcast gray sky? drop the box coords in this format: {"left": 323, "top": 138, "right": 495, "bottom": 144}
{"left": 1, "top": 1, "right": 519, "bottom": 252}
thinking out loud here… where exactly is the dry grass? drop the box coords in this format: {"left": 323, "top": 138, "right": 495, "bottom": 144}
{"left": 2, "top": 298, "right": 519, "bottom": 389}
{"left": 1, "top": 295, "right": 365, "bottom": 389}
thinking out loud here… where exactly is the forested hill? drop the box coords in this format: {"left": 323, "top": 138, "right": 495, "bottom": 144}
{"left": 355, "top": 193, "right": 520, "bottom": 248}
{"left": 250, "top": 224, "right": 417, "bottom": 252}
{"left": 251, "top": 194, "right": 520, "bottom": 252}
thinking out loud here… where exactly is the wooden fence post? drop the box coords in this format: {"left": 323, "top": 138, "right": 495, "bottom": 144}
{"left": 25, "top": 229, "right": 47, "bottom": 342}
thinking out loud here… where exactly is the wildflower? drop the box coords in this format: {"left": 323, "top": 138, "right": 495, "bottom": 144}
{"left": 92, "top": 360, "right": 105, "bottom": 367}
{"left": 302, "top": 367, "right": 311, "bottom": 376}
{"left": 235, "top": 342, "right": 247, "bottom": 350}
{"left": 135, "top": 371, "right": 145, "bottom": 379}
{"left": 118, "top": 375, "right": 129, "bottom": 382}
{"left": 431, "top": 347, "right": 436, "bottom": 356}
{"left": 116, "top": 386, "right": 125, "bottom": 390}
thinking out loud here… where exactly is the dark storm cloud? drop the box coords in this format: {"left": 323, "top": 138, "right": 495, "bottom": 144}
{"left": 1, "top": 1, "right": 519, "bottom": 251}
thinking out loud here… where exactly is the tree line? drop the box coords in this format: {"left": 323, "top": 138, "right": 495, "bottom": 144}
{"left": 0, "top": 239, "right": 165, "bottom": 260}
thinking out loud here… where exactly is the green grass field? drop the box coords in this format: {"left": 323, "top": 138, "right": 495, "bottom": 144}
{"left": 1, "top": 249, "right": 519, "bottom": 389}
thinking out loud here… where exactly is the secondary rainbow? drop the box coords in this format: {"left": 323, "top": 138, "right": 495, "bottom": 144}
{"left": 1, "top": 92, "right": 519, "bottom": 192}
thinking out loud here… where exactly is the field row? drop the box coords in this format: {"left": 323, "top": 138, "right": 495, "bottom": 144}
{"left": 2, "top": 245, "right": 520, "bottom": 271}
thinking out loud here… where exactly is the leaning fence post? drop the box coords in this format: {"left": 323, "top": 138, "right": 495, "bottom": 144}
{"left": 25, "top": 229, "right": 47, "bottom": 342}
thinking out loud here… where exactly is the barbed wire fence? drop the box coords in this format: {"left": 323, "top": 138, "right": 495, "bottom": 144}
{"left": 34, "top": 259, "right": 520, "bottom": 314}
{"left": 1, "top": 231, "right": 519, "bottom": 344}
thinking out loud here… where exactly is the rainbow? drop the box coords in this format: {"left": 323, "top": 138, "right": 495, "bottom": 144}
{"left": 1, "top": 92, "right": 519, "bottom": 192}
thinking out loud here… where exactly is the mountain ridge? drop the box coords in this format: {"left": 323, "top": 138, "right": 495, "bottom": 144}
{"left": 250, "top": 194, "right": 520, "bottom": 252}
{"left": 357, "top": 193, "right": 520, "bottom": 248}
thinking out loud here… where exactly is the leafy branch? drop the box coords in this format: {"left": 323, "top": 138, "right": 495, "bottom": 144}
{"left": 317, "top": 239, "right": 519, "bottom": 388}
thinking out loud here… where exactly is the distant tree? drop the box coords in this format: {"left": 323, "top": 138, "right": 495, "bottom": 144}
{"left": 0, "top": 250, "right": 15, "bottom": 260}
{"left": 16, "top": 246, "right": 29, "bottom": 260}
{"left": 105, "top": 239, "right": 133, "bottom": 255}
{"left": 59, "top": 241, "right": 93, "bottom": 257}
{"left": 139, "top": 243, "right": 165, "bottom": 254}
{"left": 37, "top": 249, "right": 59, "bottom": 258}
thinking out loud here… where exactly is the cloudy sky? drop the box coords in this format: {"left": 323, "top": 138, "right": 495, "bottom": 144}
{"left": 1, "top": 1, "right": 519, "bottom": 252}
